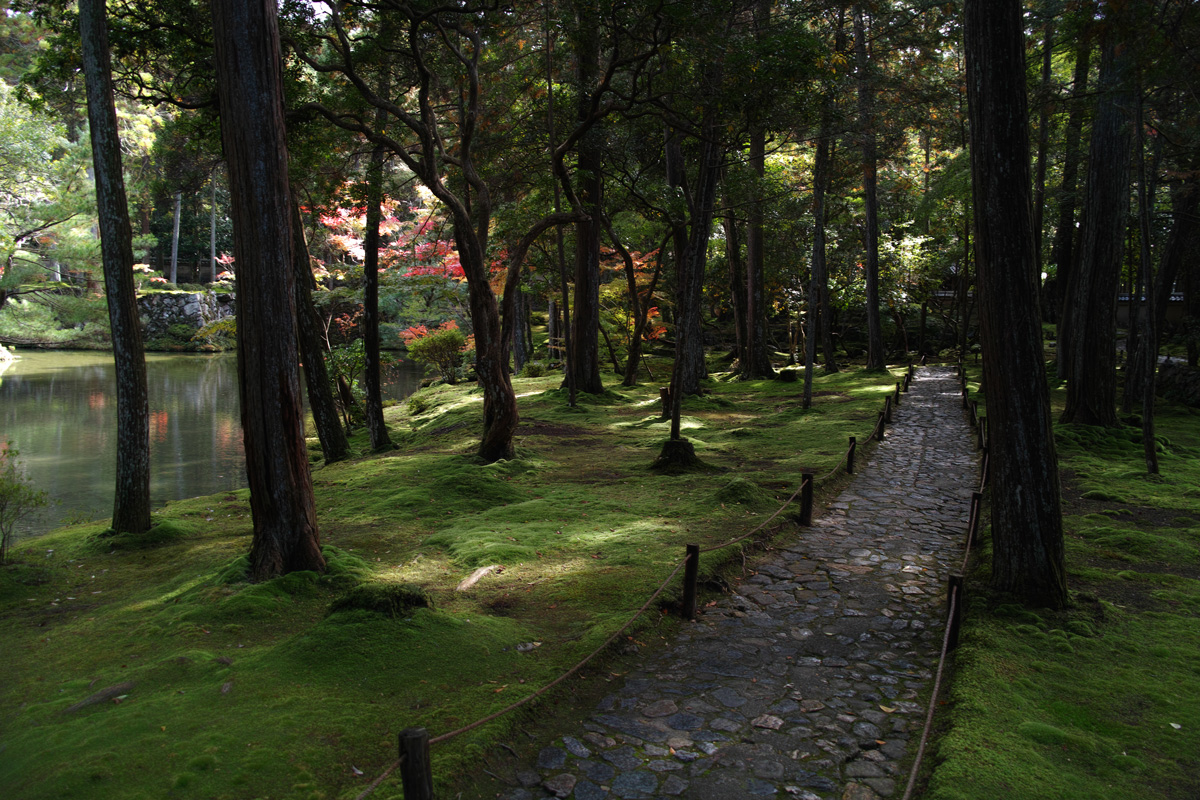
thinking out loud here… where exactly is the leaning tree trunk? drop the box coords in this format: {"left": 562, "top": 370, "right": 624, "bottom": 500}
{"left": 79, "top": 0, "right": 151, "bottom": 535}
{"left": 291, "top": 198, "right": 349, "bottom": 464}
{"left": 1060, "top": 23, "right": 1132, "bottom": 428}
{"left": 210, "top": 0, "right": 325, "bottom": 579}
{"left": 965, "top": 0, "right": 1067, "bottom": 609}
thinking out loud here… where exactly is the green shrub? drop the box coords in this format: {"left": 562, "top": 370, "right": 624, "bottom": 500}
{"left": 0, "top": 444, "right": 50, "bottom": 564}
{"left": 519, "top": 360, "right": 548, "bottom": 378}
{"left": 405, "top": 325, "right": 467, "bottom": 384}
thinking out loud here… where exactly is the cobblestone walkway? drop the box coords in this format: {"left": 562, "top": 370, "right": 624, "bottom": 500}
{"left": 500, "top": 367, "right": 978, "bottom": 800}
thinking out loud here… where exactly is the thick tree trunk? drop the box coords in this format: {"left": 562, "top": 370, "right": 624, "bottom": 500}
{"left": 965, "top": 0, "right": 1067, "bottom": 609}
{"left": 210, "top": 0, "right": 325, "bottom": 579}
{"left": 1032, "top": 20, "right": 1054, "bottom": 291}
{"left": 290, "top": 199, "right": 349, "bottom": 465}
{"left": 568, "top": 0, "right": 604, "bottom": 394}
{"left": 362, "top": 130, "right": 393, "bottom": 452}
{"left": 1060, "top": 25, "right": 1132, "bottom": 427}
{"left": 79, "top": 0, "right": 151, "bottom": 535}
{"left": 666, "top": 127, "right": 711, "bottom": 397}
{"left": 1053, "top": 33, "right": 1092, "bottom": 378}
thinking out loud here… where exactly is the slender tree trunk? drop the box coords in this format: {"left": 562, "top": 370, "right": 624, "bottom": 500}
{"left": 79, "top": 0, "right": 151, "bottom": 535}
{"left": 1032, "top": 20, "right": 1054, "bottom": 294}
{"left": 291, "top": 199, "right": 349, "bottom": 464}
{"left": 1053, "top": 31, "right": 1092, "bottom": 378}
{"left": 1061, "top": 21, "right": 1132, "bottom": 427}
{"left": 362, "top": 111, "right": 393, "bottom": 452}
{"left": 965, "top": 0, "right": 1067, "bottom": 609}
{"left": 854, "top": 5, "right": 884, "bottom": 370}
{"left": 512, "top": 287, "right": 527, "bottom": 373}
{"left": 1133, "top": 92, "right": 1158, "bottom": 475}
{"left": 726, "top": 203, "right": 748, "bottom": 369}
{"left": 210, "top": 0, "right": 325, "bottom": 579}
{"left": 169, "top": 191, "right": 182, "bottom": 285}
{"left": 744, "top": 126, "right": 774, "bottom": 378}
{"left": 210, "top": 174, "right": 217, "bottom": 281}
{"left": 805, "top": 88, "right": 836, "bottom": 406}
{"left": 1155, "top": 187, "right": 1199, "bottom": 356}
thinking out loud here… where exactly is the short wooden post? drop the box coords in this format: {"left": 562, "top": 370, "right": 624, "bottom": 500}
{"left": 800, "top": 473, "right": 814, "bottom": 526}
{"left": 875, "top": 411, "right": 886, "bottom": 441}
{"left": 399, "top": 728, "right": 434, "bottom": 800}
{"left": 884, "top": 396, "right": 893, "bottom": 423}
{"left": 967, "top": 490, "right": 983, "bottom": 549}
{"left": 847, "top": 436, "right": 857, "bottom": 474}
{"left": 659, "top": 387, "right": 671, "bottom": 418}
{"left": 947, "top": 575, "right": 964, "bottom": 651}
{"left": 961, "top": 386, "right": 969, "bottom": 409}
{"left": 980, "top": 417, "right": 988, "bottom": 450}
{"left": 682, "top": 544, "right": 700, "bottom": 621}
{"left": 920, "top": 354, "right": 927, "bottom": 366}
{"left": 894, "top": 381, "right": 901, "bottom": 405}
{"left": 980, "top": 446, "right": 990, "bottom": 488}
{"left": 970, "top": 400, "right": 979, "bottom": 429}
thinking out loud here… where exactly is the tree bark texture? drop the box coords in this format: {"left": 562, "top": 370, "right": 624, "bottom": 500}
{"left": 743, "top": 127, "right": 774, "bottom": 378}
{"left": 79, "top": 0, "right": 151, "bottom": 536}
{"left": 965, "top": 0, "right": 1067, "bottom": 608}
{"left": 210, "top": 0, "right": 325, "bottom": 579}
{"left": 291, "top": 198, "right": 349, "bottom": 465}
{"left": 1060, "top": 25, "right": 1132, "bottom": 427}
{"left": 569, "top": 1, "right": 604, "bottom": 395}
{"left": 1052, "top": 33, "right": 1092, "bottom": 378}
{"left": 362, "top": 131, "right": 393, "bottom": 452}
{"left": 854, "top": 5, "right": 885, "bottom": 371}
{"left": 725, "top": 204, "right": 748, "bottom": 369}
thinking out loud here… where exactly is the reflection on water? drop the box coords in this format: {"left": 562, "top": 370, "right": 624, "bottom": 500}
{"left": 0, "top": 350, "right": 422, "bottom": 538}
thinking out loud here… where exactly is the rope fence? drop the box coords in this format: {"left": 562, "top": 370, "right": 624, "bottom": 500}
{"left": 355, "top": 364, "right": 919, "bottom": 799}
{"left": 899, "top": 360, "right": 988, "bottom": 800}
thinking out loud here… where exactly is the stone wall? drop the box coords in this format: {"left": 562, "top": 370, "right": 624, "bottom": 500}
{"left": 138, "top": 291, "right": 236, "bottom": 338}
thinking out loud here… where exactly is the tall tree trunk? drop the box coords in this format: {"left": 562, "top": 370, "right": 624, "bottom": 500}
{"left": 1032, "top": 19, "right": 1054, "bottom": 295}
{"left": 169, "top": 191, "right": 182, "bottom": 285}
{"left": 854, "top": 4, "right": 884, "bottom": 370}
{"left": 1155, "top": 186, "right": 1199, "bottom": 355}
{"left": 1060, "top": 21, "right": 1133, "bottom": 427}
{"left": 79, "top": 0, "right": 151, "bottom": 535}
{"left": 291, "top": 198, "right": 349, "bottom": 464}
{"left": 362, "top": 106, "right": 393, "bottom": 453}
{"left": 568, "top": 0, "right": 604, "bottom": 394}
{"left": 512, "top": 287, "right": 527, "bottom": 374}
{"left": 210, "top": 0, "right": 325, "bottom": 579}
{"left": 1132, "top": 91, "right": 1158, "bottom": 475}
{"left": 726, "top": 202, "right": 748, "bottom": 369}
{"left": 209, "top": 173, "right": 218, "bottom": 282}
{"left": 965, "top": 0, "right": 1067, "bottom": 609}
{"left": 805, "top": 87, "right": 836, "bottom": 406}
{"left": 1053, "top": 30, "right": 1092, "bottom": 378}
{"left": 744, "top": 126, "right": 774, "bottom": 378}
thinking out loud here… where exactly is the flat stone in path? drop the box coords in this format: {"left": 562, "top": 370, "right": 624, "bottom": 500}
{"left": 497, "top": 367, "right": 978, "bottom": 799}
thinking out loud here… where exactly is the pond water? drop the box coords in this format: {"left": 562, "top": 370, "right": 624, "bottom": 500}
{"left": 0, "top": 350, "right": 423, "bottom": 538}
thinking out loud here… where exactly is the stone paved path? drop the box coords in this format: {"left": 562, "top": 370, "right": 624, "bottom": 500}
{"left": 500, "top": 367, "right": 978, "bottom": 800}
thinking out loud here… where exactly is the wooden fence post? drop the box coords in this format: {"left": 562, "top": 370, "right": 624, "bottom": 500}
{"left": 682, "top": 544, "right": 700, "bottom": 621}
{"left": 947, "top": 575, "right": 964, "bottom": 651}
{"left": 894, "top": 381, "right": 901, "bottom": 405}
{"left": 847, "top": 436, "right": 857, "bottom": 474}
{"left": 968, "top": 491, "right": 983, "bottom": 548}
{"left": 659, "top": 387, "right": 671, "bottom": 418}
{"left": 800, "top": 473, "right": 814, "bottom": 526}
{"left": 884, "top": 396, "right": 893, "bottom": 423}
{"left": 875, "top": 411, "right": 886, "bottom": 441}
{"left": 399, "top": 728, "right": 434, "bottom": 800}
{"left": 980, "top": 446, "right": 990, "bottom": 489}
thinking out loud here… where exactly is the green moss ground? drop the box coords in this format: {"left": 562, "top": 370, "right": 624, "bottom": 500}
{"left": 925, "top": 367, "right": 1200, "bottom": 800}
{"left": 0, "top": 362, "right": 903, "bottom": 800}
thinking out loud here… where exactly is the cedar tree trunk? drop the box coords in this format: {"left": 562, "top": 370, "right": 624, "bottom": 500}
{"left": 965, "top": 0, "right": 1067, "bottom": 608}
{"left": 210, "top": 0, "right": 325, "bottom": 579}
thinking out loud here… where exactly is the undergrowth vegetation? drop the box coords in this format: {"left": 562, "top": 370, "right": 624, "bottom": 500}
{"left": 926, "top": 369, "right": 1200, "bottom": 800}
{"left": 0, "top": 363, "right": 903, "bottom": 800}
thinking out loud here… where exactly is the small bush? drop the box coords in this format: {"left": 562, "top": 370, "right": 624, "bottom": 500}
{"left": 519, "top": 360, "right": 548, "bottom": 378}
{"left": 404, "top": 322, "right": 467, "bottom": 384}
{"left": 406, "top": 394, "right": 430, "bottom": 416}
{"left": 0, "top": 444, "right": 50, "bottom": 564}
